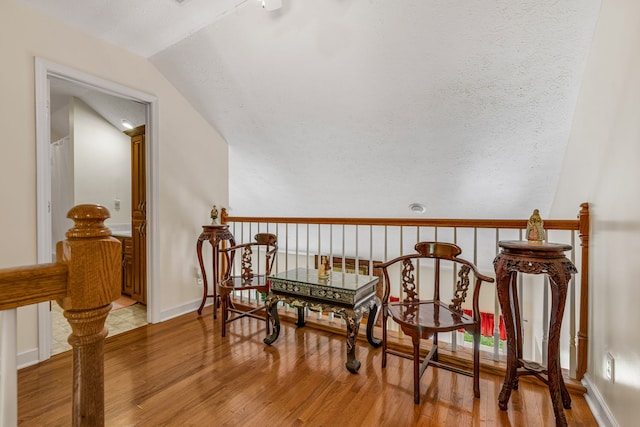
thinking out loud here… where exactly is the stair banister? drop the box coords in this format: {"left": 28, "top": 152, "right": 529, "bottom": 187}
{"left": 0, "top": 204, "right": 121, "bottom": 426}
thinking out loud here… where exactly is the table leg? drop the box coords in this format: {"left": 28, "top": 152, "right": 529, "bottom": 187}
{"left": 196, "top": 239, "right": 208, "bottom": 315}
{"left": 510, "top": 276, "right": 522, "bottom": 391}
{"left": 560, "top": 375, "right": 572, "bottom": 409}
{"left": 296, "top": 307, "right": 306, "bottom": 327}
{"left": 264, "top": 295, "right": 281, "bottom": 345}
{"left": 548, "top": 275, "right": 569, "bottom": 427}
{"left": 497, "top": 270, "right": 518, "bottom": 411}
{"left": 366, "top": 298, "right": 381, "bottom": 347}
{"left": 210, "top": 242, "right": 219, "bottom": 320}
{"left": 340, "top": 308, "right": 362, "bottom": 373}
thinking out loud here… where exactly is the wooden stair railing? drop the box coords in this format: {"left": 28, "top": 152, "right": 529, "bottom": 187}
{"left": 0, "top": 204, "right": 121, "bottom": 427}
{"left": 222, "top": 203, "right": 591, "bottom": 381}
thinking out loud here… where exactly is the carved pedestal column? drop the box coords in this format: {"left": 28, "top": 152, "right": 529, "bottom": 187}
{"left": 196, "top": 224, "right": 235, "bottom": 318}
{"left": 493, "top": 240, "right": 577, "bottom": 427}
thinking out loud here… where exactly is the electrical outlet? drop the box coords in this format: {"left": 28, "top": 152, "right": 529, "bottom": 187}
{"left": 195, "top": 267, "right": 203, "bottom": 286}
{"left": 605, "top": 352, "right": 615, "bottom": 382}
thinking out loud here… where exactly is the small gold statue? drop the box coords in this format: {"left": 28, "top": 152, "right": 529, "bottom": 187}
{"left": 318, "top": 255, "right": 331, "bottom": 280}
{"left": 210, "top": 204, "right": 219, "bottom": 225}
{"left": 321, "top": 255, "right": 331, "bottom": 273}
{"left": 526, "top": 209, "right": 546, "bottom": 245}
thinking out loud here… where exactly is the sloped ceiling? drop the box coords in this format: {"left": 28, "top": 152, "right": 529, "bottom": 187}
{"left": 49, "top": 77, "right": 147, "bottom": 138}
{"left": 18, "top": 0, "right": 601, "bottom": 219}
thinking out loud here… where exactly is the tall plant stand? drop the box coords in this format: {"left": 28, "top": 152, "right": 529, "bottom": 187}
{"left": 196, "top": 224, "right": 235, "bottom": 319}
{"left": 494, "top": 240, "right": 578, "bottom": 427}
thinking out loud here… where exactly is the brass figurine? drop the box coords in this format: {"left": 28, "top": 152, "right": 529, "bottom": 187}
{"left": 526, "top": 209, "right": 546, "bottom": 244}
{"left": 318, "top": 255, "right": 331, "bottom": 279}
{"left": 210, "top": 204, "right": 219, "bottom": 225}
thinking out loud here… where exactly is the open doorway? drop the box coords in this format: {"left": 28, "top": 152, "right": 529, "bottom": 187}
{"left": 48, "top": 78, "right": 148, "bottom": 355}
{"left": 35, "top": 58, "right": 159, "bottom": 360}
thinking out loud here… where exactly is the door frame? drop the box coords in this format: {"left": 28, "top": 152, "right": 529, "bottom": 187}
{"left": 34, "top": 57, "right": 160, "bottom": 361}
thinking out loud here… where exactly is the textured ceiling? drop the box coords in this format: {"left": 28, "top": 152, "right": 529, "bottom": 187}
{"left": 18, "top": 0, "right": 247, "bottom": 57}
{"left": 19, "top": 0, "right": 601, "bottom": 219}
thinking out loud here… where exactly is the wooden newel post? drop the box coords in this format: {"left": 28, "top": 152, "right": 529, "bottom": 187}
{"left": 576, "top": 202, "right": 590, "bottom": 381}
{"left": 56, "top": 204, "right": 122, "bottom": 427}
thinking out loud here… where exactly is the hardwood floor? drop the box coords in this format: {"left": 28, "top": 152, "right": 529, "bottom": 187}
{"left": 18, "top": 306, "right": 598, "bottom": 426}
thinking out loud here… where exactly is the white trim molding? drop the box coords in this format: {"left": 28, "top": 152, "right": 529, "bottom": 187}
{"left": 34, "top": 57, "right": 161, "bottom": 359}
{"left": 1, "top": 309, "right": 17, "bottom": 427}
{"left": 582, "top": 373, "right": 619, "bottom": 427}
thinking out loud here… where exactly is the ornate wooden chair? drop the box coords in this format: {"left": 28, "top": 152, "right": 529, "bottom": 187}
{"left": 374, "top": 242, "right": 494, "bottom": 404}
{"left": 218, "top": 233, "right": 278, "bottom": 338}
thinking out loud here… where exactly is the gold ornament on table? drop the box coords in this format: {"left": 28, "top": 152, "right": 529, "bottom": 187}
{"left": 317, "top": 255, "right": 331, "bottom": 280}
{"left": 526, "top": 209, "right": 546, "bottom": 245}
{"left": 210, "top": 204, "right": 219, "bottom": 225}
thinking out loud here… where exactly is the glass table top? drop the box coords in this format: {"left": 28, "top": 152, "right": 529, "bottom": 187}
{"left": 269, "top": 268, "right": 378, "bottom": 290}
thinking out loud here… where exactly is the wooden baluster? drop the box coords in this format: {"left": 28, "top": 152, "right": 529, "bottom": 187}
{"left": 576, "top": 202, "right": 590, "bottom": 381}
{"left": 56, "top": 204, "right": 121, "bottom": 427}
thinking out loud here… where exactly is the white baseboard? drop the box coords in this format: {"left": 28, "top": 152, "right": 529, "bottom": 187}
{"left": 582, "top": 373, "right": 619, "bottom": 427}
{"left": 17, "top": 348, "right": 39, "bottom": 370}
{"left": 159, "top": 299, "right": 211, "bottom": 322}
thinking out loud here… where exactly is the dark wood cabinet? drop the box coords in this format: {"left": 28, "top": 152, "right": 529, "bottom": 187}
{"left": 125, "top": 125, "right": 146, "bottom": 305}
{"left": 115, "top": 235, "right": 134, "bottom": 297}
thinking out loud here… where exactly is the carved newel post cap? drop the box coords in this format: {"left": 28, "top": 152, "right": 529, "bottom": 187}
{"left": 58, "top": 204, "right": 120, "bottom": 311}
{"left": 66, "top": 204, "right": 112, "bottom": 239}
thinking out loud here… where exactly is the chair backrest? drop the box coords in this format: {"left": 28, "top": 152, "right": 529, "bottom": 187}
{"left": 376, "top": 242, "right": 492, "bottom": 315}
{"left": 221, "top": 233, "right": 278, "bottom": 283}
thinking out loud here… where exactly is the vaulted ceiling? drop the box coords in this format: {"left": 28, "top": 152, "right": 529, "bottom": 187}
{"left": 19, "top": 0, "right": 601, "bottom": 219}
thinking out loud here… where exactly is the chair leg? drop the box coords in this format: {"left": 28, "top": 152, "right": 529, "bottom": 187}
{"left": 433, "top": 333, "right": 439, "bottom": 362}
{"left": 412, "top": 334, "right": 421, "bottom": 404}
{"left": 221, "top": 294, "right": 228, "bottom": 338}
{"left": 381, "top": 310, "right": 388, "bottom": 369}
{"left": 473, "top": 331, "right": 480, "bottom": 398}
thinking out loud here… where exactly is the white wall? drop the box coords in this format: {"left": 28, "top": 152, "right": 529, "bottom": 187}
{"left": 551, "top": 0, "right": 640, "bottom": 425}
{"left": 71, "top": 97, "right": 131, "bottom": 226}
{"left": 0, "top": 1, "right": 228, "bottom": 361}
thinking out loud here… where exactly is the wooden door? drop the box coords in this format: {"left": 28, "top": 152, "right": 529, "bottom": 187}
{"left": 125, "top": 125, "right": 146, "bottom": 304}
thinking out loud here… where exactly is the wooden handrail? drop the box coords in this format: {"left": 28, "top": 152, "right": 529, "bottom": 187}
{"left": 223, "top": 203, "right": 591, "bottom": 381}
{"left": 0, "top": 204, "right": 121, "bottom": 427}
{"left": 222, "top": 209, "right": 579, "bottom": 230}
{"left": 0, "top": 263, "right": 67, "bottom": 310}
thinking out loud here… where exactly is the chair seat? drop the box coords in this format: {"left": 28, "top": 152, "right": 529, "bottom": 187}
{"left": 387, "top": 301, "right": 475, "bottom": 334}
{"left": 219, "top": 275, "right": 268, "bottom": 293}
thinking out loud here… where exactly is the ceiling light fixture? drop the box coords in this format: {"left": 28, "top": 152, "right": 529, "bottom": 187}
{"left": 121, "top": 119, "right": 134, "bottom": 130}
{"left": 408, "top": 203, "right": 426, "bottom": 214}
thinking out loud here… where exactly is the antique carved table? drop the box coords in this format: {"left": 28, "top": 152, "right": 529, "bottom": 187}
{"left": 493, "top": 240, "right": 578, "bottom": 427}
{"left": 196, "top": 224, "right": 235, "bottom": 318}
{"left": 264, "top": 268, "right": 381, "bottom": 373}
